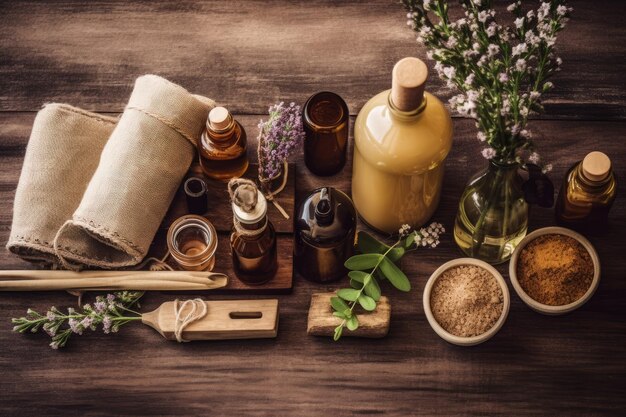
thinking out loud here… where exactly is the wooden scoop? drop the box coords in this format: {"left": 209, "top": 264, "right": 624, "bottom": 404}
{"left": 141, "top": 299, "right": 279, "bottom": 341}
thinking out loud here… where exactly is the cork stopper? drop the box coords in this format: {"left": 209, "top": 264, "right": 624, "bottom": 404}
{"left": 391, "top": 57, "right": 428, "bottom": 112}
{"left": 208, "top": 106, "right": 233, "bottom": 131}
{"left": 582, "top": 151, "right": 611, "bottom": 182}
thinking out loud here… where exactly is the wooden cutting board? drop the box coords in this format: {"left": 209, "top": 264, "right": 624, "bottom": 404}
{"left": 149, "top": 163, "right": 295, "bottom": 294}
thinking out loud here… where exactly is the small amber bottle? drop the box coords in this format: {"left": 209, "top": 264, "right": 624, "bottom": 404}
{"left": 556, "top": 151, "right": 617, "bottom": 232}
{"left": 198, "top": 106, "right": 249, "bottom": 181}
{"left": 229, "top": 179, "right": 278, "bottom": 285}
{"left": 303, "top": 91, "right": 349, "bottom": 176}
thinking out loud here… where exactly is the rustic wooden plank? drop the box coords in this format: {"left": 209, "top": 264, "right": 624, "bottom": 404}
{"left": 1, "top": 111, "right": 625, "bottom": 415}
{"left": 163, "top": 163, "right": 296, "bottom": 234}
{"left": 1, "top": 0, "right": 625, "bottom": 119}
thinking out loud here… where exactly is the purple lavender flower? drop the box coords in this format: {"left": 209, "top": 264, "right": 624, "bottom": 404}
{"left": 94, "top": 302, "right": 105, "bottom": 314}
{"left": 68, "top": 318, "right": 83, "bottom": 335}
{"left": 102, "top": 315, "right": 113, "bottom": 334}
{"left": 257, "top": 102, "right": 305, "bottom": 180}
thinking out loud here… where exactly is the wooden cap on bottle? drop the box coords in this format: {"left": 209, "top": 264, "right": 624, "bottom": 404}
{"left": 208, "top": 106, "right": 232, "bottom": 131}
{"left": 582, "top": 151, "right": 611, "bottom": 182}
{"left": 391, "top": 57, "right": 428, "bottom": 112}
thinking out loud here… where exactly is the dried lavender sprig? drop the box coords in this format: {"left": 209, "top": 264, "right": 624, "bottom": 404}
{"left": 12, "top": 291, "right": 144, "bottom": 349}
{"left": 257, "top": 102, "right": 305, "bottom": 180}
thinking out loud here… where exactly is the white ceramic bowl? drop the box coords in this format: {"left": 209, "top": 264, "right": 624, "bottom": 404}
{"left": 423, "top": 258, "right": 510, "bottom": 346}
{"left": 509, "top": 226, "right": 600, "bottom": 315}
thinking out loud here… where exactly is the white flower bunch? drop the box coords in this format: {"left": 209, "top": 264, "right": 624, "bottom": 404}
{"left": 403, "top": 0, "right": 571, "bottom": 171}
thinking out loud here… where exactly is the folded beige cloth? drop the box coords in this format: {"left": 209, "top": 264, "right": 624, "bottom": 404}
{"left": 6, "top": 104, "right": 117, "bottom": 265}
{"left": 53, "top": 75, "right": 214, "bottom": 268}
{"left": 7, "top": 75, "right": 214, "bottom": 269}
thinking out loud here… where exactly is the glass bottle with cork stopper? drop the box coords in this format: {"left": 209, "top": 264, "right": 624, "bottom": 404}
{"left": 198, "top": 106, "right": 249, "bottom": 181}
{"left": 228, "top": 179, "right": 278, "bottom": 285}
{"left": 556, "top": 151, "right": 617, "bottom": 232}
{"left": 352, "top": 57, "right": 453, "bottom": 234}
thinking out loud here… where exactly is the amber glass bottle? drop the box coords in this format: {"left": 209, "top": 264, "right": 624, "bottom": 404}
{"left": 295, "top": 187, "right": 357, "bottom": 283}
{"left": 229, "top": 182, "right": 278, "bottom": 285}
{"left": 198, "top": 106, "right": 249, "bottom": 181}
{"left": 303, "top": 92, "right": 349, "bottom": 176}
{"left": 556, "top": 151, "right": 617, "bottom": 232}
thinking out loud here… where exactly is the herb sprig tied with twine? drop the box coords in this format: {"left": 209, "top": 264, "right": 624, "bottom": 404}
{"left": 332, "top": 223, "right": 444, "bottom": 340}
{"left": 12, "top": 291, "right": 144, "bottom": 349}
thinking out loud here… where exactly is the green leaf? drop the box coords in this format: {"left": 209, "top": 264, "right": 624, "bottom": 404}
{"left": 346, "top": 315, "right": 359, "bottom": 331}
{"left": 333, "top": 325, "right": 343, "bottom": 341}
{"left": 337, "top": 288, "right": 360, "bottom": 302}
{"left": 404, "top": 232, "right": 416, "bottom": 249}
{"left": 364, "top": 276, "right": 381, "bottom": 301}
{"left": 348, "top": 271, "right": 371, "bottom": 285}
{"left": 333, "top": 311, "right": 347, "bottom": 319}
{"left": 344, "top": 253, "right": 383, "bottom": 270}
{"left": 350, "top": 279, "right": 364, "bottom": 290}
{"left": 380, "top": 257, "right": 411, "bottom": 292}
{"left": 357, "top": 294, "right": 377, "bottom": 311}
{"left": 356, "top": 231, "right": 405, "bottom": 262}
{"left": 356, "top": 231, "right": 387, "bottom": 253}
{"left": 330, "top": 296, "right": 349, "bottom": 312}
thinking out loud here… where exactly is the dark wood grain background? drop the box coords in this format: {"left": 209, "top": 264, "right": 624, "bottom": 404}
{"left": 1, "top": 1, "right": 625, "bottom": 416}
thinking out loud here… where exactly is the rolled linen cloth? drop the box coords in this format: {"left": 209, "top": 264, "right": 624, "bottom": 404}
{"left": 6, "top": 104, "right": 117, "bottom": 266}
{"left": 54, "top": 75, "right": 214, "bottom": 269}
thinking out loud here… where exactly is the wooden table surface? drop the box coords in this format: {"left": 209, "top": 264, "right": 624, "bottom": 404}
{"left": 1, "top": 1, "right": 625, "bottom": 416}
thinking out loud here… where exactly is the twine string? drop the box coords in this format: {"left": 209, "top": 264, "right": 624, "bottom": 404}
{"left": 174, "top": 298, "right": 208, "bottom": 343}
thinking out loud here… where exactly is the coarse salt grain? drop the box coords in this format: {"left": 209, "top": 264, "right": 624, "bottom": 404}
{"left": 430, "top": 265, "right": 503, "bottom": 338}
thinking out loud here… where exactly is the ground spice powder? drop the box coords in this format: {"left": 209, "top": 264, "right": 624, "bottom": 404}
{"left": 430, "top": 265, "right": 503, "bottom": 338}
{"left": 516, "top": 234, "right": 593, "bottom": 306}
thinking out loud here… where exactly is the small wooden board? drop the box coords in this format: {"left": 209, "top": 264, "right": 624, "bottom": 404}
{"left": 307, "top": 292, "right": 391, "bottom": 338}
{"left": 142, "top": 299, "right": 279, "bottom": 341}
{"left": 149, "top": 163, "right": 295, "bottom": 294}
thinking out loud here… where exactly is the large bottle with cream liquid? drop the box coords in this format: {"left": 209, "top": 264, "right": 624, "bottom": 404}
{"left": 352, "top": 57, "right": 453, "bottom": 234}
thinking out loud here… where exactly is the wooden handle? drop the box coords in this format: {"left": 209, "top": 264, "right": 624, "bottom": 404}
{"left": 0, "top": 270, "right": 228, "bottom": 291}
{"left": 142, "top": 299, "right": 279, "bottom": 341}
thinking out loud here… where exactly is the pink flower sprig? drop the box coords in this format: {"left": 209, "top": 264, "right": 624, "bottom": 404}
{"left": 403, "top": 0, "right": 571, "bottom": 172}
{"left": 12, "top": 291, "right": 144, "bottom": 349}
{"left": 257, "top": 102, "right": 305, "bottom": 180}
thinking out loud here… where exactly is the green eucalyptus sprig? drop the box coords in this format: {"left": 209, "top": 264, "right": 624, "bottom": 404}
{"left": 331, "top": 222, "right": 444, "bottom": 340}
{"left": 12, "top": 291, "right": 144, "bottom": 349}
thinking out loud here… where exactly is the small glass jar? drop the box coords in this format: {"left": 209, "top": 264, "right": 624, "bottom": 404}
{"left": 167, "top": 215, "right": 218, "bottom": 271}
{"left": 303, "top": 91, "right": 349, "bottom": 176}
{"left": 230, "top": 189, "right": 278, "bottom": 285}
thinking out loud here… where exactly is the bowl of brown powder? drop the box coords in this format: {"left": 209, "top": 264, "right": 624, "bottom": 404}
{"left": 509, "top": 227, "right": 600, "bottom": 315}
{"left": 423, "top": 258, "right": 510, "bottom": 346}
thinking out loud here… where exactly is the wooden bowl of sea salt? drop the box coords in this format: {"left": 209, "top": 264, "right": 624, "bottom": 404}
{"left": 423, "top": 258, "right": 510, "bottom": 346}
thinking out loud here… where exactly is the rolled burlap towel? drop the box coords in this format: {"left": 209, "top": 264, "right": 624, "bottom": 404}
{"left": 53, "top": 75, "right": 214, "bottom": 269}
{"left": 6, "top": 104, "right": 117, "bottom": 265}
